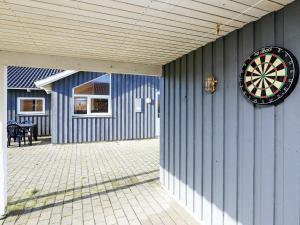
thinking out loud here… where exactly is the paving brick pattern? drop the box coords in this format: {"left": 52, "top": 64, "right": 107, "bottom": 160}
{"left": 1, "top": 138, "right": 199, "bottom": 225}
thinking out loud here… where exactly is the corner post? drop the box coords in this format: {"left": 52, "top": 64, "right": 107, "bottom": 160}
{"left": 0, "top": 65, "right": 7, "bottom": 217}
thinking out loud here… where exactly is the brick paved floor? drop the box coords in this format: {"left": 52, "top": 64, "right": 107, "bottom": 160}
{"left": 1, "top": 138, "right": 199, "bottom": 225}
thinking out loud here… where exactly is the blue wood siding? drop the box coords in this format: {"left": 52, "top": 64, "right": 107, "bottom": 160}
{"left": 7, "top": 89, "right": 51, "bottom": 136}
{"left": 51, "top": 72, "right": 160, "bottom": 144}
{"left": 161, "top": 1, "right": 300, "bottom": 225}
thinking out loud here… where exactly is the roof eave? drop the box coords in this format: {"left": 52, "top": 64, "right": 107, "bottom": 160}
{"left": 38, "top": 84, "right": 52, "bottom": 94}
{"left": 7, "top": 87, "right": 40, "bottom": 91}
{"left": 34, "top": 70, "right": 78, "bottom": 92}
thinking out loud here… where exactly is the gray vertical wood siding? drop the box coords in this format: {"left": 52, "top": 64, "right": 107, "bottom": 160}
{"left": 51, "top": 72, "right": 160, "bottom": 144}
{"left": 7, "top": 89, "right": 51, "bottom": 136}
{"left": 161, "top": 1, "right": 300, "bottom": 225}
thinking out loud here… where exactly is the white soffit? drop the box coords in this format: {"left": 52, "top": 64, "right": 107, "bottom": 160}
{"left": 0, "top": 0, "right": 294, "bottom": 66}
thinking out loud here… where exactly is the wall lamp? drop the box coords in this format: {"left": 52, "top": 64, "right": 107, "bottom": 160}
{"left": 204, "top": 75, "right": 218, "bottom": 94}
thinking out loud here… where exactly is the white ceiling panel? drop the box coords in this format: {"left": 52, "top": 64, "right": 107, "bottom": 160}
{"left": 0, "top": 0, "right": 294, "bottom": 66}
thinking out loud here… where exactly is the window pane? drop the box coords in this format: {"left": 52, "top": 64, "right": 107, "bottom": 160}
{"left": 91, "top": 99, "right": 108, "bottom": 113}
{"left": 74, "top": 74, "right": 110, "bottom": 95}
{"left": 36, "top": 100, "right": 43, "bottom": 111}
{"left": 20, "top": 99, "right": 43, "bottom": 112}
{"left": 20, "top": 100, "right": 35, "bottom": 112}
{"left": 74, "top": 97, "right": 87, "bottom": 114}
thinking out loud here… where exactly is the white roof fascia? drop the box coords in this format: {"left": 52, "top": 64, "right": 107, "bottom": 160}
{"left": 7, "top": 87, "right": 40, "bottom": 90}
{"left": 35, "top": 70, "right": 78, "bottom": 87}
{"left": 34, "top": 70, "right": 78, "bottom": 93}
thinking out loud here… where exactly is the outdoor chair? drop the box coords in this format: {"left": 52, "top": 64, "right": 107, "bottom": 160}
{"left": 7, "top": 124, "right": 23, "bottom": 147}
{"left": 20, "top": 120, "right": 36, "bottom": 145}
{"left": 20, "top": 120, "right": 34, "bottom": 145}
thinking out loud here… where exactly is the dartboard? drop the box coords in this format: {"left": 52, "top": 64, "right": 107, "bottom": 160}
{"left": 240, "top": 46, "right": 299, "bottom": 105}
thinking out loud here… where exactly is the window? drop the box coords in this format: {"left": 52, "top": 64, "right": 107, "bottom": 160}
{"left": 74, "top": 97, "right": 87, "bottom": 114}
{"left": 73, "top": 74, "right": 111, "bottom": 116}
{"left": 17, "top": 97, "right": 45, "bottom": 115}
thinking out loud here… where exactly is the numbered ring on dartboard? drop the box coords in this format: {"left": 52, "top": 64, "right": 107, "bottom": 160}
{"left": 240, "top": 46, "right": 299, "bottom": 105}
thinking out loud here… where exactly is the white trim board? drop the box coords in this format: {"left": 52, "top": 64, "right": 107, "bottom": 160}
{"left": 0, "top": 66, "right": 7, "bottom": 217}
{"left": 7, "top": 88, "right": 41, "bottom": 91}
{"left": 0, "top": 51, "right": 162, "bottom": 76}
{"left": 35, "top": 70, "right": 78, "bottom": 87}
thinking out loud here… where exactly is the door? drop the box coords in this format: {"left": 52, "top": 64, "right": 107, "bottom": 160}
{"left": 155, "top": 92, "right": 160, "bottom": 136}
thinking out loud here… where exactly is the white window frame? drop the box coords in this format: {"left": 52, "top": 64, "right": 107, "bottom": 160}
{"left": 17, "top": 97, "right": 46, "bottom": 115}
{"left": 72, "top": 74, "right": 112, "bottom": 117}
